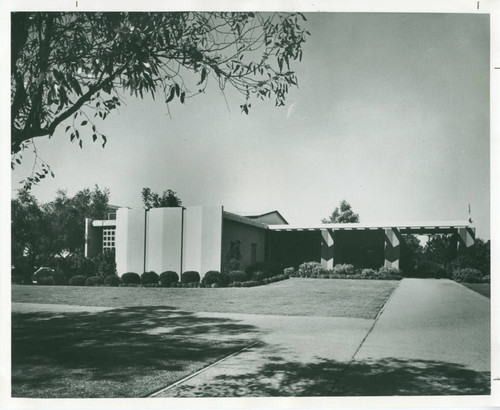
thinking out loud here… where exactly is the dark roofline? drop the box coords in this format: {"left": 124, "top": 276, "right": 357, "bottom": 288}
{"left": 244, "top": 210, "right": 288, "bottom": 224}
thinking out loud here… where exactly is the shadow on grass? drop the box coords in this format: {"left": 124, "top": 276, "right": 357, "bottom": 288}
{"left": 170, "top": 356, "right": 490, "bottom": 397}
{"left": 12, "top": 306, "right": 259, "bottom": 398}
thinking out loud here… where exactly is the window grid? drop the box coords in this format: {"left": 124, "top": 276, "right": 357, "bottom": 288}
{"left": 103, "top": 228, "right": 116, "bottom": 250}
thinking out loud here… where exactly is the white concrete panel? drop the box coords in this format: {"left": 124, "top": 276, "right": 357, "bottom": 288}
{"left": 182, "top": 206, "right": 203, "bottom": 274}
{"left": 115, "top": 208, "right": 146, "bottom": 276}
{"left": 200, "top": 206, "right": 223, "bottom": 277}
{"left": 146, "top": 207, "right": 183, "bottom": 274}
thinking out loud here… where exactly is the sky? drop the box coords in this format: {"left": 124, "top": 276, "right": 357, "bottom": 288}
{"left": 10, "top": 12, "right": 491, "bottom": 239}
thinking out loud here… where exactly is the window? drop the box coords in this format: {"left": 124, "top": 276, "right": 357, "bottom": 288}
{"left": 103, "top": 228, "right": 116, "bottom": 251}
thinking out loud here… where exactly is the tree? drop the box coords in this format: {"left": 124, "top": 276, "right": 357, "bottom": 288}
{"left": 42, "top": 185, "right": 110, "bottom": 257}
{"left": 11, "top": 188, "right": 46, "bottom": 282}
{"left": 11, "top": 12, "right": 309, "bottom": 185}
{"left": 400, "top": 234, "right": 424, "bottom": 274}
{"left": 321, "top": 200, "right": 360, "bottom": 224}
{"left": 141, "top": 187, "right": 182, "bottom": 210}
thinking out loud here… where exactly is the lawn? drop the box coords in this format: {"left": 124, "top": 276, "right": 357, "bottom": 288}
{"left": 460, "top": 282, "right": 490, "bottom": 298}
{"left": 12, "top": 278, "right": 399, "bottom": 319}
{"left": 11, "top": 279, "right": 399, "bottom": 398}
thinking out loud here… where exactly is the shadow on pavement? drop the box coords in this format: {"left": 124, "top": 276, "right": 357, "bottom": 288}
{"left": 169, "top": 356, "right": 490, "bottom": 397}
{"left": 12, "top": 306, "right": 258, "bottom": 398}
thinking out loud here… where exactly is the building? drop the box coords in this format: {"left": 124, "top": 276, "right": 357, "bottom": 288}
{"left": 85, "top": 205, "right": 475, "bottom": 278}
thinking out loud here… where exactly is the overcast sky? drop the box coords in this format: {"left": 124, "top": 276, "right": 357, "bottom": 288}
{"left": 10, "top": 12, "right": 490, "bottom": 239}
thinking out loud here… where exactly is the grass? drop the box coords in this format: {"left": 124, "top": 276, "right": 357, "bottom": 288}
{"left": 11, "top": 279, "right": 399, "bottom": 398}
{"left": 12, "top": 278, "right": 399, "bottom": 319}
{"left": 460, "top": 282, "right": 490, "bottom": 298}
{"left": 12, "top": 306, "right": 254, "bottom": 398}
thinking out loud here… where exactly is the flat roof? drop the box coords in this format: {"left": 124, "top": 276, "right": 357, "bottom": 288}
{"left": 269, "top": 221, "right": 473, "bottom": 234}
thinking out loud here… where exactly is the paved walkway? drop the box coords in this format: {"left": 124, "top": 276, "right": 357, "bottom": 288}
{"left": 154, "top": 279, "right": 490, "bottom": 396}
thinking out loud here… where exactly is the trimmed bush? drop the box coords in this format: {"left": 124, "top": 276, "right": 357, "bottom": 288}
{"left": 361, "top": 268, "right": 377, "bottom": 278}
{"left": 181, "top": 271, "right": 200, "bottom": 284}
{"left": 452, "top": 267, "right": 484, "bottom": 283}
{"left": 141, "top": 271, "right": 159, "bottom": 286}
{"left": 218, "top": 271, "right": 230, "bottom": 287}
{"left": 160, "top": 271, "right": 179, "bottom": 287}
{"left": 121, "top": 272, "right": 141, "bottom": 285}
{"left": 298, "top": 261, "right": 324, "bottom": 278}
{"left": 252, "top": 271, "right": 265, "bottom": 282}
{"left": 228, "top": 270, "right": 248, "bottom": 283}
{"left": 202, "top": 270, "right": 221, "bottom": 286}
{"left": 85, "top": 276, "right": 103, "bottom": 286}
{"left": 284, "top": 267, "right": 295, "bottom": 277}
{"left": 377, "top": 266, "right": 401, "bottom": 276}
{"left": 332, "top": 264, "right": 355, "bottom": 276}
{"left": 104, "top": 274, "right": 121, "bottom": 287}
{"left": 69, "top": 275, "right": 87, "bottom": 286}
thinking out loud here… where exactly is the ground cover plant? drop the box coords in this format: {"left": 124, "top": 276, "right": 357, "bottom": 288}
{"left": 290, "top": 262, "right": 403, "bottom": 280}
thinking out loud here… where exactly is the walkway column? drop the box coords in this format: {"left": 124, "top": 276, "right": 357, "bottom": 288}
{"left": 384, "top": 228, "right": 401, "bottom": 268}
{"left": 321, "top": 229, "right": 335, "bottom": 269}
{"left": 457, "top": 227, "right": 476, "bottom": 252}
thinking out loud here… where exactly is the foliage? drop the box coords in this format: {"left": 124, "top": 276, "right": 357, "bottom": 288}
{"left": 141, "top": 187, "right": 182, "bottom": 210}
{"left": 449, "top": 239, "right": 490, "bottom": 277}
{"left": 53, "top": 271, "right": 68, "bottom": 285}
{"left": 12, "top": 11, "right": 309, "bottom": 182}
{"left": 94, "top": 249, "right": 117, "bottom": 277}
{"left": 68, "top": 275, "right": 87, "bottom": 286}
{"left": 201, "top": 270, "right": 221, "bottom": 286}
{"left": 181, "top": 271, "right": 200, "bottom": 284}
{"left": 400, "top": 234, "right": 424, "bottom": 274}
{"left": 227, "top": 270, "right": 248, "bottom": 283}
{"left": 121, "top": 272, "right": 141, "bottom": 285}
{"left": 297, "top": 261, "right": 325, "bottom": 278}
{"left": 32, "top": 267, "right": 55, "bottom": 283}
{"left": 321, "top": 200, "right": 359, "bottom": 224}
{"left": 452, "top": 268, "right": 485, "bottom": 283}
{"left": 159, "top": 271, "right": 179, "bottom": 287}
{"left": 415, "top": 260, "right": 446, "bottom": 279}
{"left": 85, "top": 276, "right": 103, "bottom": 286}
{"left": 361, "top": 268, "right": 377, "bottom": 278}
{"left": 283, "top": 267, "right": 295, "bottom": 277}
{"left": 423, "top": 235, "right": 455, "bottom": 266}
{"left": 377, "top": 266, "right": 402, "bottom": 277}
{"left": 103, "top": 274, "right": 121, "bottom": 287}
{"left": 253, "top": 271, "right": 265, "bottom": 282}
{"left": 332, "top": 263, "right": 356, "bottom": 276}
{"left": 11, "top": 189, "right": 46, "bottom": 282}
{"left": 141, "top": 271, "right": 159, "bottom": 286}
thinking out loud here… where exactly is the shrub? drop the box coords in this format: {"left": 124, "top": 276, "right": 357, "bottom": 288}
{"left": 252, "top": 271, "right": 265, "bottom": 282}
{"left": 332, "top": 264, "right": 355, "bottom": 276}
{"left": 361, "top": 268, "right": 377, "bottom": 278}
{"left": 94, "top": 249, "right": 117, "bottom": 277}
{"left": 85, "top": 276, "right": 103, "bottom": 286}
{"left": 141, "top": 271, "right": 159, "bottom": 286}
{"left": 104, "top": 274, "right": 121, "bottom": 287}
{"left": 227, "top": 270, "right": 248, "bottom": 283}
{"left": 218, "top": 271, "right": 230, "bottom": 287}
{"left": 284, "top": 267, "right": 295, "bottom": 277}
{"left": 378, "top": 266, "right": 401, "bottom": 276}
{"left": 298, "top": 261, "right": 324, "bottom": 278}
{"left": 121, "top": 272, "right": 141, "bottom": 285}
{"left": 11, "top": 275, "right": 23, "bottom": 284}
{"left": 69, "top": 275, "right": 87, "bottom": 286}
{"left": 415, "top": 260, "right": 446, "bottom": 278}
{"left": 452, "top": 268, "right": 484, "bottom": 283}
{"left": 160, "top": 271, "right": 179, "bottom": 287}
{"left": 241, "top": 280, "right": 260, "bottom": 287}
{"left": 38, "top": 277, "right": 55, "bottom": 285}
{"left": 202, "top": 270, "right": 221, "bottom": 286}
{"left": 181, "top": 271, "right": 200, "bottom": 284}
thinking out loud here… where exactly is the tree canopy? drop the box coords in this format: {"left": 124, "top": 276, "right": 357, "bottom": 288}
{"left": 141, "top": 187, "right": 182, "bottom": 210}
{"left": 321, "top": 200, "right": 360, "bottom": 224}
{"left": 11, "top": 12, "right": 309, "bottom": 185}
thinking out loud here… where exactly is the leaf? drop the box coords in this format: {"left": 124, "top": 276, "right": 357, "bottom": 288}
{"left": 79, "top": 140, "right": 83, "bottom": 149}
{"left": 92, "top": 134, "right": 97, "bottom": 142}
{"left": 166, "top": 86, "right": 175, "bottom": 103}
{"left": 81, "top": 120, "right": 88, "bottom": 126}
{"left": 180, "top": 92, "right": 185, "bottom": 104}
{"left": 175, "top": 83, "right": 180, "bottom": 97}
{"left": 102, "top": 135, "right": 107, "bottom": 148}
{"left": 65, "top": 126, "right": 70, "bottom": 133}
{"left": 70, "top": 133, "right": 75, "bottom": 142}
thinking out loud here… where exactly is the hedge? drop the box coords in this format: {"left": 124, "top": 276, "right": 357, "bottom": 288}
{"left": 141, "top": 271, "right": 159, "bottom": 286}
{"left": 181, "top": 271, "right": 200, "bottom": 284}
{"left": 69, "top": 275, "right": 87, "bottom": 286}
{"left": 159, "top": 271, "right": 179, "bottom": 287}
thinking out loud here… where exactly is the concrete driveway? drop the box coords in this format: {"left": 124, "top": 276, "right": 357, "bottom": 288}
{"left": 154, "top": 278, "right": 490, "bottom": 397}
